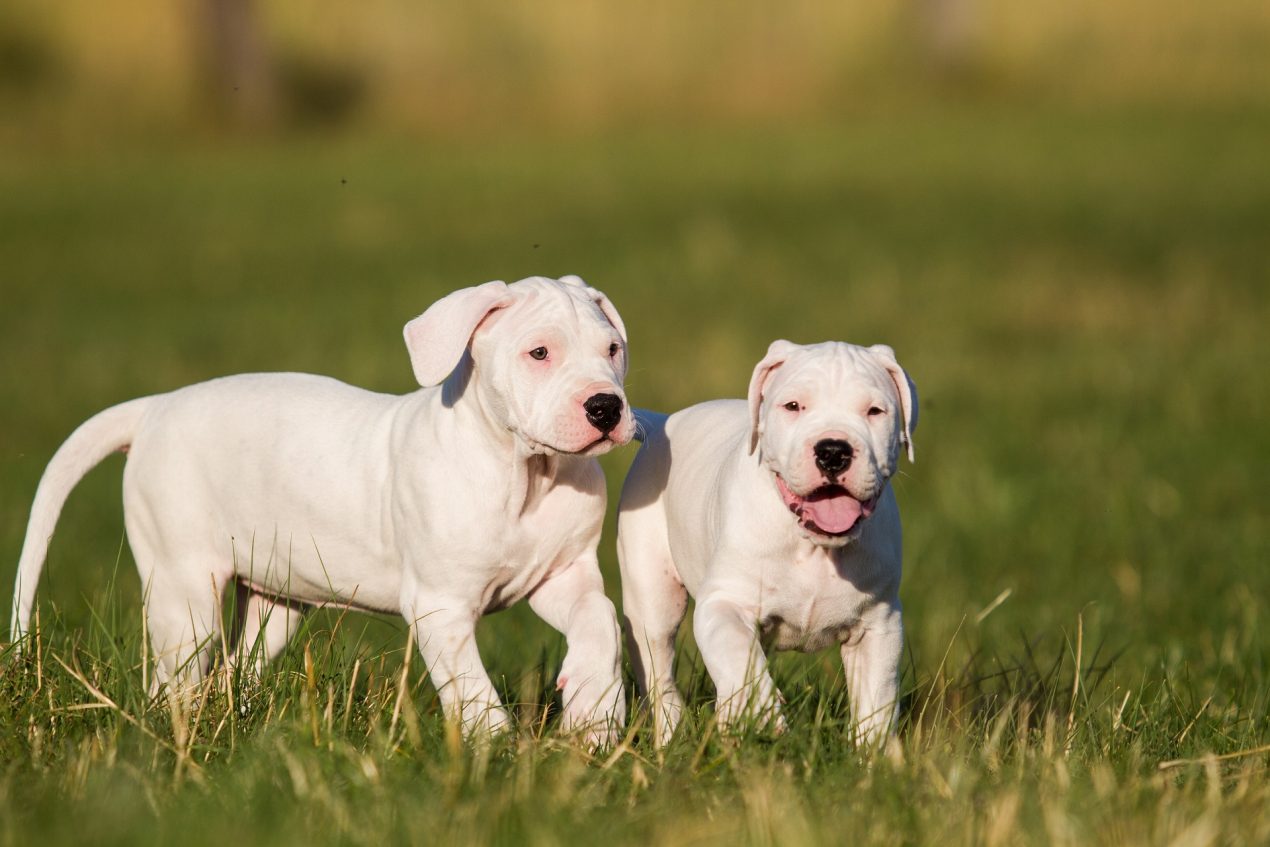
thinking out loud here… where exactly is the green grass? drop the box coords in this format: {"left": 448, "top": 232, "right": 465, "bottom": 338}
{"left": 1, "top": 105, "right": 1268, "bottom": 845}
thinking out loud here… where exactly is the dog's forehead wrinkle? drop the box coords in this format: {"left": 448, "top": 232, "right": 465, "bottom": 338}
{"left": 498, "top": 290, "right": 596, "bottom": 352}
{"left": 516, "top": 283, "right": 612, "bottom": 346}
{"left": 770, "top": 353, "right": 875, "bottom": 410}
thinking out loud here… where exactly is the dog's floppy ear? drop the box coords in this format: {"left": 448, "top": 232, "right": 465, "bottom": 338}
{"left": 747, "top": 339, "right": 798, "bottom": 455}
{"left": 559, "top": 274, "right": 627, "bottom": 342}
{"left": 403, "top": 281, "right": 514, "bottom": 387}
{"left": 869, "top": 344, "right": 918, "bottom": 462}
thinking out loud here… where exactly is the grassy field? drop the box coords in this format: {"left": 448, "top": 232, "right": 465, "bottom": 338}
{"left": 1, "top": 105, "right": 1269, "bottom": 845}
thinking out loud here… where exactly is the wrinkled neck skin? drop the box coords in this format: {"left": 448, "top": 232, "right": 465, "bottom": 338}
{"left": 432, "top": 351, "right": 563, "bottom": 517}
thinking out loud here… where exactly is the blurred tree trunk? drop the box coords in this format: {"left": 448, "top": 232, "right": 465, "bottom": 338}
{"left": 916, "top": 0, "right": 977, "bottom": 74}
{"left": 196, "top": 0, "right": 277, "bottom": 129}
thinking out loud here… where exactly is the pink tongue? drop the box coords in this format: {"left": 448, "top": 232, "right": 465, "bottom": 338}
{"left": 802, "top": 492, "right": 864, "bottom": 534}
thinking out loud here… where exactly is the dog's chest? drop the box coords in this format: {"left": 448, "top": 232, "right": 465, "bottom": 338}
{"left": 477, "top": 473, "right": 599, "bottom": 613}
{"left": 479, "top": 528, "right": 569, "bottom": 612}
{"left": 756, "top": 548, "right": 880, "bottom": 652}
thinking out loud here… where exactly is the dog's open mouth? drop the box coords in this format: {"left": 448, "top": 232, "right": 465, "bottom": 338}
{"left": 774, "top": 475, "right": 879, "bottom": 537}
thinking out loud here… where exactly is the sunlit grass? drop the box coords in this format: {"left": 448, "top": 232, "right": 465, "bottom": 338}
{"left": 2, "top": 592, "right": 1266, "bottom": 845}
{"left": 1, "top": 107, "right": 1268, "bottom": 844}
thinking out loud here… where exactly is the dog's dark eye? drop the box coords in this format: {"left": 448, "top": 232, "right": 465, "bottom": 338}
{"left": 529, "top": 347, "right": 549, "bottom": 361}
{"left": 783, "top": 401, "right": 800, "bottom": 412}
{"left": 609, "top": 343, "right": 621, "bottom": 357}
{"left": 868, "top": 406, "right": 886, "bottom": 417}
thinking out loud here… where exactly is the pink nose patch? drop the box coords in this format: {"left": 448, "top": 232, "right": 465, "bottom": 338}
{"left": 775, "top": 475, "right": 875, "bottom": 536}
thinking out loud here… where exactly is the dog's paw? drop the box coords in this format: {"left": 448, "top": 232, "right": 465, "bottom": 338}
{"left": 558, "top": 672, "right": 626, "bottom": 750}
{"left": 715, "top": 690, "right": 786, "bottom": 738}
{"left": 460, "top": 701, "right": 512, "bottom": 738}
{"left": 649, "top": 689, "right": 686, "bottom": 748}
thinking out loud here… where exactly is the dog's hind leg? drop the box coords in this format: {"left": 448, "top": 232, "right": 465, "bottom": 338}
{"left": 227, "top": 583, "right": 307, "bottom": 678}
{"left": 135, "top": 548, "right": 230, "bottom": 698}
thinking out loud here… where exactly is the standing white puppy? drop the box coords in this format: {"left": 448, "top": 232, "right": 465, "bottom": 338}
{"left": 617, "top": 340, "right": 917, "bottom": 746}
{"left": 11, "top": 275, "right": 633, "bottom": 744}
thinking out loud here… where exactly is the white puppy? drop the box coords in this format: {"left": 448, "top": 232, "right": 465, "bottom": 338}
{"left": 617, "top": 340, "right": 917, "bottom": 746}
{"left": 11, "top": 275, "right": 633, "bottom": 744}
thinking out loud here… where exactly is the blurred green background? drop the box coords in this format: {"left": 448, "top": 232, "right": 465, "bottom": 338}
{"left": 2, "top": 0, "right": 1268, "bottom": 755}
{"left": 3, "top": 0, "right": 1270, "bottom": 141}
{"left": 2, "top": 3, "right": 1269, "bottom": 844}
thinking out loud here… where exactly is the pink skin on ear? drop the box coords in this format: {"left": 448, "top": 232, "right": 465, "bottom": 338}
{"left": 589, "top": 291, "right": 627, "bottom": 343}
{"left": 403, "top": 281, "right": 514, "bottom": 387}
{"left": 558, "top": 274, "right": 628, "bottom": 343}
{"left": 747, "top": 339, "right": 798, "bottom": 454}
{"left": 868, "top": 344, "right": 918, "bottom": 462}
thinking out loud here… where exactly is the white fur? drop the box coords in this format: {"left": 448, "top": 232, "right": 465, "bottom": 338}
{"left": 10, "top": 275, "right": 633, "bottom": 745}
{"left": 617, "top": 340, "right": 917, "bottom": 747}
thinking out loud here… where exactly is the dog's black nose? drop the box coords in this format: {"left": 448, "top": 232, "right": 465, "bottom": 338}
{"left": 813, "top": 439, "right": 853, "bottom": 476}
{"left": 584, "top": 393, "right": 624, "bottom": 434}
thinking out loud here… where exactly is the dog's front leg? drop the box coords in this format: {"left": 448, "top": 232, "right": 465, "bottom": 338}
{"left": 406, "top": 598, "right": 510, "bottom": 737}
{"left": 529, "top": 558, "right": 625, "bottom": 748}
{"left": 841, "top": 601, "right": 903, "bottom": 748}
{"left": 693, "top": 593, "right": 786, "bottom": 735}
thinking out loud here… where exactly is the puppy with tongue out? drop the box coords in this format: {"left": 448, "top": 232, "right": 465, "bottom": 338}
{"left": 617, "top": 339, "right": 917, "bottom": 748}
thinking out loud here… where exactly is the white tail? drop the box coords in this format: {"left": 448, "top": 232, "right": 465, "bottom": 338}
{"left": 9, "top": 397, "right": 151, "bottom": 646}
